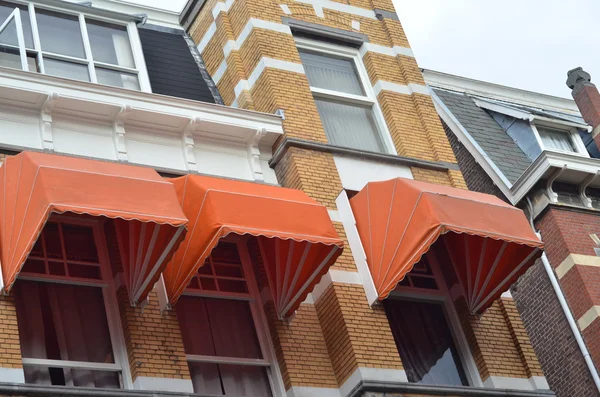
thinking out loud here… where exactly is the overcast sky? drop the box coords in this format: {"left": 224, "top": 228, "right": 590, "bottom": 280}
{"left": 138, "top": 0, "right": 599, "bottom": 99}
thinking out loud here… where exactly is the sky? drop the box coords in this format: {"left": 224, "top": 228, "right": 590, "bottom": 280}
{"left": 137, "top": 0, "right": 599, "bottom": 99}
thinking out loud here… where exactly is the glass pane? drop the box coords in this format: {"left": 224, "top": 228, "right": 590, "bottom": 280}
{"left": 315, "top": 98, "right": 385, "bottom": 153}
{"left": 299, "top": 49, "right": 365, "bottom": 96}
{"left": 176, "top": 297, "right": 263, "bottom": 359}
{"left": 36, "top": 9, "right": 85, "bottom": 58}
{"left": 14, "top": 280, "right": 119, "bottom": 388}
{"left": 384, "top": 299, "right": 469, "bottom": 386}
{"left": 62, "top": 224, "right": 99, "bottom": 263}
{"left": 537, "top": 126, "right": 576, "bottom": 152}
{"left": 0, "top": 1, "right": 34, "bottom": 49}
{"left": 44, "top": 57, "right": 89, "bottom": 82}
{"left": 96, "top": 67, "right": 139, "bottom": 90}
{"left": 0, "top": 46, "right": 36, "bottom": 71}
{"left": 188, "top": 363, "right": 272, "bottom": 396}
{"left": 86, "top": 19, "right": 134, "bottom": 68}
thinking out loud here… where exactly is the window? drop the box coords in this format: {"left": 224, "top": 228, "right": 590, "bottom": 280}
{"left": 13, "top": 217, "right": 129, "bottom": 388}
{"left": 176, "top": 240, "right": 282, "bottom": 397}
{"left": 533, "top": 124, "right": 588, "bottom": 156}
{"left": 0, "top": 0, "right": 145, "bottom": 90}
{"left": 384, "top": 255, "right": 481, "bottom": 387}
{"left": 296, "top": 38, "right": 391, "bottom": 154}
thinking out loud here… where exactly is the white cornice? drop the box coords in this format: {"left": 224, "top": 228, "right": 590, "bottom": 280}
{"left": 423, "top": 69, "right": 581, "bottom": 115}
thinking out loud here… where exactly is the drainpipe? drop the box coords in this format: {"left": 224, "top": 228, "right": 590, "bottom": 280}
{"left": 526, "top": 198, "right": 600, "bottom": 393}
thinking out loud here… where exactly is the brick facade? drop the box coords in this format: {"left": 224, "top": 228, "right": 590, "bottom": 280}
{"left": 442, "top": 116, "right": 600, "bottom": 396}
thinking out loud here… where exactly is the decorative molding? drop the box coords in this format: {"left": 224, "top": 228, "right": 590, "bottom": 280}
{"left": 578, "top": 306, "right": 600, "bottom": 332}
{"left": 294, "top": 0, "right": 378, "bottom": 19}
{"left": 341, "top": 367, "right": 408, "bottom": 397}
{"left": 270, "top": 137, "right": 460, "bottom": 172}
{"left": 182, "top": 117, "right": 199, "bottom": 172}
{"left": 40, "top": 92, "right": 59, "bottom": 151}
{"left": 580, "top": 170, "right": 600, "bottom": 208}
{"left": 247, "top": 128, "right": 267, "bottom": 181}
{"left": 359, "top": 43, "right": 414, "bottom": 58}
{"left": 132, "top": 376, "right": 194, "bottom": 393}
{"left": 0, "top": 367, "right": 25, "bottom": 384}
{"left": 372, "top": 81, "right": 430, "bottom": 97}
{"left": 555, "top": 253, "right": 600, "bottom": 279}
{"left": 113, "top": 105, "right": 132, "bottom": 162}
{"left": 546, "top": 165, "right": 566, "bottom": 203}
{"left": 483, "top": 376, "right": 550, "bottom": 391}
{"left": 311, "top": 268, "right": 363, "bottom": 303}
{"left": 283, "top": 17, "right": 368, "bottom": 45}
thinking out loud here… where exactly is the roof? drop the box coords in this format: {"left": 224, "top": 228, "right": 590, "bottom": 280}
{"left": 433, "top": 88, "right": 532, "bottom": 183}
{"left": 139, "top": 26, "right": 219, "bottom": 104}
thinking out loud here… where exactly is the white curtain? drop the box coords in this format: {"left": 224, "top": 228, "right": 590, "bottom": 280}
{"left": 538, "top": 127, "right": 575, "bottom": 152}
{"left": 177, "top": 296, "right": 272, "bottom": 396}
{"left": 299, "top": 50, "right": 364, "bottom": 95}
{"left": 14, "top": 281, "right": 119, "bottom": 388}
{"left": 315, "top": 98, "right": 384, "bottom": 153}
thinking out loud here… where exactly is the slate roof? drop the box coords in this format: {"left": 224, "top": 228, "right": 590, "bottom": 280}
{"left": 139, "top": 27, "right": 219, "bottom": 104}
{"left": 433, "top": 89, "right": 532, "bottom": 184}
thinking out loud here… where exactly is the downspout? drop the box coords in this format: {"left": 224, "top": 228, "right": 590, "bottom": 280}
{"left": 525, "top": 197, "right": 600, "bottom": 393}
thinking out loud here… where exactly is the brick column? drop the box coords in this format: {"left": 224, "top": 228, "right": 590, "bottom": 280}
{"left": 567, "top": 67, "right": 600, "bottom": 147}
{"left": 0, "top": 294, "right": 24, "bottom": 383}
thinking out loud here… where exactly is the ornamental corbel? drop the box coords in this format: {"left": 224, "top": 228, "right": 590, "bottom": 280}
{"left": 40, "top": 93, "right": 59, "bottom": 151}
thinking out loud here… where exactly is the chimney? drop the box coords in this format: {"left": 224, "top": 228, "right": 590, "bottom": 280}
{"left": 567, "top": 67, "right": 600, "bottom": 139}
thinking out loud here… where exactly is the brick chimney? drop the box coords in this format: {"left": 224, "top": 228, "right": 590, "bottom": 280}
{"left": 567, "top": 67, "right": 600, "bottom": 141}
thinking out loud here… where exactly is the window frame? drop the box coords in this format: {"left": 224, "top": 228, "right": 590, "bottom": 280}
{"left": 388, "top": 251, "right": 483, "bottom": 388}
{"left": 0, "top": 0, "right": 151, "bottom": 92}
{"left": 17, "top": 214, "right": 133, "bottom": 389}
{"left": 530, "top": 120, "right": 589, "bottom": 157}
{"left": 295, "top": 36, "right": 397, "bottom": 155}
{"left": 180, "top": 235, "right": 286, "bottom": 397}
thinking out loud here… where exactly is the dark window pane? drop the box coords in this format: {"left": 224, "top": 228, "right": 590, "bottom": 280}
{"left": 96, "top": 67, "right": 139, "bottom": 90}
{"left": 384, "top": 299, "right": 469, "bottom": 386}
{"left": 86, "top": 20, "right": 134, "bottom": 68}
{"left": 62, "top": 224, "right": 98, "bottom": 263}
{"left": 43, "top": 222, "right": 63, "bottom": 259}
{"left": 14, "top": 281, "right": 119, "bottom": 388}
{"left": 21, "top": 259, "right": 45, "bottom": 274}
{"left": 177, "top": 297, "right": 262, "bottom": 359}
{"left": 67, "top": 263, "right": 101, "bottom": 280}
{"left": 36, "top": 9, "right": 84, "bottom": 58}
{"left": 0, "top": 2, "right": 34, "bottom": 48}
{"left": 44, "top": 58, "right": 89, "bottom": 82}
{"left": 188, "top": 362, "right": 272, "bottom": 396}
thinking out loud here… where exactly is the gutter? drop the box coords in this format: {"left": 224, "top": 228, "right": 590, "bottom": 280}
{"left": 525, "top": 198, "right": 600, "bottom": 394}
{"left": 269, "top": 137, "right": 460, "bottom": 172}
{"left": 349, "top": 380, "right": 555, "bottom": 397}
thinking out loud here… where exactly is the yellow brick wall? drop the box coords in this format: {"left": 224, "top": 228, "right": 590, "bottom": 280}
{"left": 117, "top": 288, "right": 190, "bottom": 382}
{"left": 0, "top": 294, "right": 23, "bottom": 370}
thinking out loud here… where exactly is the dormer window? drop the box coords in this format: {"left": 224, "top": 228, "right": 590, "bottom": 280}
{"left": 533, "top": 123, "right": 588, "bottom": 156}
{"left": 0, "top": 0, "right": 147, "bottom": 91}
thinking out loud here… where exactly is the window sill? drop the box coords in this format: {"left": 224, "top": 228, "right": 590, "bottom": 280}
{"left": 353, "top": 380, "right": 554, "bottom": 397}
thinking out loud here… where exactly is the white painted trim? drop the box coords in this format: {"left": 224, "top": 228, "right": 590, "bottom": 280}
{"left": 335, "top": 191, "right": 379, "bottom": 305}
{"left": 197, "top": 22, "right": 216, "bottom": 54}
{"left": 328, "top": 209, "right": 341, "bottom": 222}
{"left": 212, "top": 59, "right": 228, "bottom": 85}
{"left": 132, "top": 377, "right": 194, "bottom": 393}
{"left": 359, "top": 43, "right": 414, "bottom": 58}
{"left": 431, "top": 89, "right": 514, "bottom": 196}
{"left": 280, "top": 4, "right": 292, "bottom": 15}
{"left": 555, "top": 254, "right": 600, "bottom": 279}
{"left": 287, "top": 386, "right": 340, "bottom": 397}
{"left": 311, "top": 268, "right": 363, "bottom": 303}
{"left": 212, "top": 0, "right": 235, "bottom": 19}
{"left": 0, "top": 367, "right": 25, "bottom": 383}
{"left": 578, "top": 306, "right": 600, "bottom": 332}
{"left": 238, "top": 19, "right": 292, "bottom": 49}
{"left": 351, "top": 20, "right": 360, "bottom": 31}
{"left": 483, "top": 376, "right": 550, "bottom": 391}
{"left": 340, "top": 367, "right": 407, "bottom": 397}
{"left": 501, "top": 290, "right": 513, "bottom": 299}
{"left": 423, "top": 69, "right": 581, "bottom": 115}
{"left": 294, "top": 0, "right": 377, "bottom": 19}
{"left": 373, "top": 81, "right": 430, "bottom": 96}
{"left": 234, "top": 58, "right": 304, "bottom": 99}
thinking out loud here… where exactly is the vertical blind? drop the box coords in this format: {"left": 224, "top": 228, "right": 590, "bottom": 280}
{"left": 537, "top": 126, "right": 576, "bottom": 152}
{"left": 299, "top": 50, "right": 364, "bottom": 95}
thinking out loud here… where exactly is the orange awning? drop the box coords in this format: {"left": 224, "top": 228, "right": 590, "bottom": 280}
{"left": 0, "top": 152, "right": 187, "bottom": 304}
{"left": 350, "top": 178, "right": 543, "bottom": 314}
{"left": 163, "top": 175, "right": 344, "bottom": 318}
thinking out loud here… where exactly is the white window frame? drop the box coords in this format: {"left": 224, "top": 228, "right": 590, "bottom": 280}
{"left": 294, "top": 36, "right": 397, "bottom": 155}
{"left": 180, "top": 236, "right": 286, "bottom": 397}
{"left": 0, "top": 0, "right": 151, "bottom": 92}
{"left": 387, "top": 251, "right": 483, "bottom": 388}
{"left": 18, "top": 214, "right": 133, "bottom": 389}
{"left": 531, "top": 120, "right": 589, "bottom": 158}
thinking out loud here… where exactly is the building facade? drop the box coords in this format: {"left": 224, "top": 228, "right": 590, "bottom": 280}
{"left": 0, "top": 1, "right": 557, "bottom": 397}
{"left": 426, "top": 68, "right": 600, "bottom": 397}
